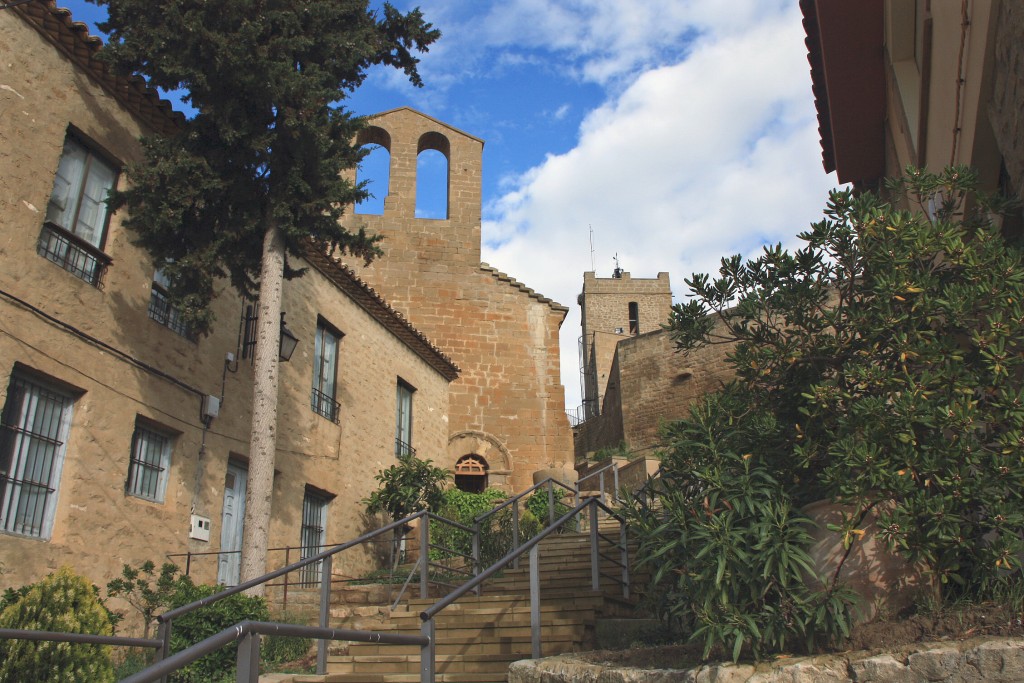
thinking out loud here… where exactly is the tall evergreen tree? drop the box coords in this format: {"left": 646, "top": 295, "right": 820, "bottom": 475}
{"left": 92, "top": 0, "right": 439, "bottom": 591}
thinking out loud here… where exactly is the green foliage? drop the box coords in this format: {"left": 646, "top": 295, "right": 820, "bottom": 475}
{"left": 430, "top": 487, "right": 506, "bottom": 563}
{"left": 106, "top": 560, "right": 180, "bottom": 640}
{"left": 0, "top": 567, "right": 115, "bottom": 683}
{"left": 525, "top": 487, "right": 576, "bottom": 531}
{"left": 166, "top": 577, "right": 270, "bottom": 683}
{"left": 93, "top": 0, "right": 440, "bottom": 333}
{"left": 593, "top": 441, "right": 631, "bottom": 462}
{"left": 661, "top": 166, "right": 1024, "bottom": 621}
{"left": 363, "top": 456, "right": 450, "bottom": 522}
{"left": 260, "top": 612, "right": 313, "bottom": 670}
{"left": 625, "top": 393, "right": 853, "bottom": 662}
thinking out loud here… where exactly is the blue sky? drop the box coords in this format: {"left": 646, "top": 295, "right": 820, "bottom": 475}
{"left": 61, "top": 0, "right": 839, "bottom": 410}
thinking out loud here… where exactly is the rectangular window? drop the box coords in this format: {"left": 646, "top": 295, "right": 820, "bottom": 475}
{"left": 395, "top": 380, "right": 415, "bottom": 458}
{"left": 40, "top": 135, "right": 117, "bottom": 286}
{"left": 300, "top": 488, "right": 330, "bottom": 584}
{"left": 311, "top": 320, "right": 341, "bottom": 422}
{"left": 148, "top": 269, "right": 192, "bottom": 338}
{"left": 126, "top": 420, "right": 172, "bottom": 503}
{"left": 0, "top": 372, "right": 74, "bottom": 540}
{"left": 628, "top": 302, "right": 640, "bottom": 335}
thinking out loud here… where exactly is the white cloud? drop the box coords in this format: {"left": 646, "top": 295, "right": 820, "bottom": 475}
{"left": 478, "top": 4, "right": 840, "bottom": 409}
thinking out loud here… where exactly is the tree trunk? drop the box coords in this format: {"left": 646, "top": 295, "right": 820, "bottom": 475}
{"left": 239, "top": 222, "right": 286, "bottom": 595}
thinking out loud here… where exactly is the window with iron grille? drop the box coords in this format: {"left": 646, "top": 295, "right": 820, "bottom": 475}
{"left": 126, "top": 421, "right": 172, "bottom": 503}
{"left": 0, "top": 372, "right": 74, "bottom": 540}
{"left": 40, "top": 134, "right": 118, "bottom": 286}
{"left": 300, "top": 488, "right": 330, "bottom": 584}
{"left": 148, "top": 269, "right": 192, "bottom": 338}
{"left": 311, "top": 320, "right": 341, "bottom": 422}
{"left": 395, "top": 380, "right": 415, "bottom": 458}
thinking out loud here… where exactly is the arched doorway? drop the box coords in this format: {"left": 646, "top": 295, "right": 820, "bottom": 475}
{"left": 454, "top": 455, "right": 488, "bottom": 493}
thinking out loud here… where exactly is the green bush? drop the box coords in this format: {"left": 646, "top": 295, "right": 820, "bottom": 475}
{"left": 106, "top": 561, "right": 180, "bottom": 640}
{"left": 166, "top": 578, "right": 269, "bottom": 683}
{"left": 625, "top": 391, "right": 853, "bottom": 661}
{"left": 260, "top": 611, "right": 313, "bottom": 670}
{"left": 430, "top": 487, "right": 507, "bottom": 564}
{"left": 0, "top": 566, "right": 115, "bottom": 683}
{"left": 525, "top": 486, "right": 576, "bottom": 531}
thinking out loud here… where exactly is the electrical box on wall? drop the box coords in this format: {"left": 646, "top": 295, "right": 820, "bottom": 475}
{"left": 201, "top": 395, "right": 220, "bottom": 421}
{"left": 189, "top": 515, "right": 211, "bottom": 542}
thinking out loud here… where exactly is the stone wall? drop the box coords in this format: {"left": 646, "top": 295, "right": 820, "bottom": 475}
{"left": 574, "top": 326, "right": 735, "bottom": 461}
{"left": 509, "top": 637, "right": 1024, "bottom": 683}
{"left": 990, "top": 0, "right": 1024, "bottom": 198}
{"left": 340, "top": 108, "right": 574, "bottom": 491}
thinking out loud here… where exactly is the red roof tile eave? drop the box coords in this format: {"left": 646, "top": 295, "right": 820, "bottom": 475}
{"left": 299, "top": 244, "right": 461, "bottom": 383}
{"left": 15, "top": 1, "right": 184, "bottom": 136}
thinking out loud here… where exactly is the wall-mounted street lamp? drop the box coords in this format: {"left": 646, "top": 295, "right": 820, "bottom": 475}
{"left": 279, "top": 312, "right": 299, "bottom": 362}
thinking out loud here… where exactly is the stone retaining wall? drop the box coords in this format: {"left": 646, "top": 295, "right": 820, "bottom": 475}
{"left": 509, "top": 637, "right": 1024, "bottom": 683}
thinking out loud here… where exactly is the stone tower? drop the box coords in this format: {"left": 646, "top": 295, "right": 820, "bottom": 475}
{"left": 339, "top": 107, "right": 573, "bottom": 491}
{"left": 578, "top": 270, "right": 672, "bottom": 418}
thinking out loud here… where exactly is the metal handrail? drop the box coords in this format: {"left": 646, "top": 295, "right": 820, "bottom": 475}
{"left": 575, "top": 461, "right": 620, "bottom": 505}
{"left": 474, "top": 476, "right": 576, "bottom": 524}
{"left": 0, "top": 628, "right": 161, "bottom": 650}
{"left": 420, "top": 495, "right": 629, "bottom": 668}
{"left": 121, "top": 620, "right": 429, "bottom": 683}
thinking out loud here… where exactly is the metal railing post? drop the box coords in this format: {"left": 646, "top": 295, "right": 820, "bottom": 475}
{"left": 547, "top": 480, "right": 555, "bottom": 527}
{"left": 529, "top": 544, "right": 541, "bottom": 659}
{"left": 613, "top": 464, "right": 620, "bottom": 502}
{"left": 317, "top": 553, "right": 332, "bottom": 674}
{"left": 283, "top": 547, "right": 290, "bottom": 613}
{"left": 511, "top": 501, "right": 520, "bottom": 569}
{"left": 236, "top": 631, "right": 260, "bottom": 682}
{"left": 472, "top": 521, "right": 482, "bottom": 596}
{"left": 590, "top": 503, "right": 600, "bottom": 591}
{"left": 599, "top": 470, "right": 606, "bottom": 504}
{"left": 620, "top": 518, "right": 630, "bottom": 599}
{"left": 156, "top": 619, "right": 171, "bottom": 683}
{"left": 420, "top": 517, "right": 430, "bottom": 599}
{"left": 420, "top": 618, "right": 435, "bottom": 683}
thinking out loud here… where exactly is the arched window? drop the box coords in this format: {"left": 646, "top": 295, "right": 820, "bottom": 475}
{"left": 454, "top": 454, "right": 488, "bottom": 493}
{"left": 416, "top": 131, "right": 450, "bottom": 219}
{"left": 355, "top": 126, "right": 391, "bottom": 215}
{"left": 628, "top": 302, "right": 639, "bottom": 335}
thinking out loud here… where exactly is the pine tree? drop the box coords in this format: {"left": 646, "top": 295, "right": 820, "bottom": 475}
{"left": 93, "top": 0, "right": 439, "bottom": 590}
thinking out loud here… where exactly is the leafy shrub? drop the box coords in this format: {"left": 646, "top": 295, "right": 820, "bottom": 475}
{"left": 0, "top": 566, "right": 115, "bottom": 683}
{"left": 106, "top": 561, "right": 180, "bottom": 640}
{"left": 525, "top": 486, "right": 576, "bottom": 531}
{"left": 166, "top": 578, "right": 269, "bottom": 683}
{"left": 430, "top": 487, "right": 506, "bottom": 564}
{"left": 260, "top": 612, "right": 313, "bottom": 669}
{"left": 625, "top": 391, "right": 853, "bottom": 661}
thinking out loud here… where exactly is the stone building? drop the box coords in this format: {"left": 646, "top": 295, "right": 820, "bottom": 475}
{"left": 338, "top": 108, "right": 575, "bottom": 492}
{"left": 802, "top": 0, "right": 1024, "bottom": 212}
{"left": 571, "top": 270, "right": 735, "bottom": 462}
{"left": 0, "top": 2, "right": 458, "bottom": 592}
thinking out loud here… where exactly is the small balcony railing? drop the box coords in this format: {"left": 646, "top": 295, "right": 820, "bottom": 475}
{"left": 37, "top": 222, "right": 111, "bottom": 287}
{"left": 394, "top": 437, "right": 416, "bottom": 459}
{"left": 310, "top": 387, "right": 340, "bottom": 423}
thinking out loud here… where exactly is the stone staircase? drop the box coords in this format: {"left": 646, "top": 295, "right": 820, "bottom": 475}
{"left": 295, "top": 522, "right": 644, "bottom": 683}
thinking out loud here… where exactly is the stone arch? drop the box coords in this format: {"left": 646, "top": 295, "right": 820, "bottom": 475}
{"left": 416, "top": 131, "right": 450, "bottom": 219}
{"left": 355, "top": 126, "right": 392, "bottom": 215}
{"left": 447, "top": 430, "right": 512, "bottom": 492}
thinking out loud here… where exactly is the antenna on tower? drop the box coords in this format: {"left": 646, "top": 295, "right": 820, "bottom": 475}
{"left": 613, "top": 254, "right": 623, "bottom": 279}
{"left": 589, "top": 225, "right": 595, "bottom": 272}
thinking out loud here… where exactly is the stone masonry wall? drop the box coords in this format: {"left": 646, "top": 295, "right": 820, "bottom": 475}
{"left": 340, "top": 108, "right": 574, "bottom": 491}
{"left": 990, "top": 0, "right": 1024, "bottom": 198}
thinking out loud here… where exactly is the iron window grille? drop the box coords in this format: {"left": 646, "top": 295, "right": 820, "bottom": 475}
{"left": 41, "top": 135, "right": 117, "bottom": 287}
{"left": 299, "top": 489, "right": 330, "bottom": 585}
{"left": 126, "top": 423, "right": 172, "bottom": 503}
{"left": 0, "top": 373, "right": 73, "bottom": 539}
{"left": 148, "top": 270, "right": 192, "bottom": 338}
{"left": 310, "top": 387, "right": 340, "bottom": 423}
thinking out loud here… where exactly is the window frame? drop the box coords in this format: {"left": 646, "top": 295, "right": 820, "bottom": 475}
{"left": 0, "top": 370, "right": 75, "bottom": 540}
{"left": 395, "top": 380, "right": 415, "bottom": 458}
{"left": 40, "top": 133, "right": 119, "bottom": 286}
{"left": 628, "top": 301, "right": 640, "bottom": 335}
{"left": 147, "top": 268, "right": 193, "bottom": 339}
{"left": 311, "top": 318, "right": 342, "bottom": 423}
{"left": 125, "top": 419, "right": 174, "bottom": 503}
